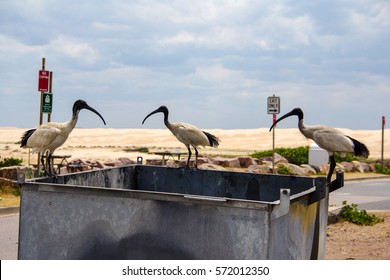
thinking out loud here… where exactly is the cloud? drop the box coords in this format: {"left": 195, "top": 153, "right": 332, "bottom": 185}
{"left": 47, "top": 36, "right": 98, "bottom": 64}
{"left": 0, "top": 0, "right": 389, "bottom": 130}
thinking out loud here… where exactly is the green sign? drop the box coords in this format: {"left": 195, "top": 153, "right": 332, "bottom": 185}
{"left": 41, "top": 93, "right": 53, "bottom": 113}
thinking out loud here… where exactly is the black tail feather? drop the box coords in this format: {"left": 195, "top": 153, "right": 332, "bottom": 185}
{"left": 20, "top": 129, "right": 36, "bottom": 147}
{"left": 347, "top": 136, "right": 370, "bottom": 158}
{"left": 203, "top": 131, "right": 220, "bottom": 147}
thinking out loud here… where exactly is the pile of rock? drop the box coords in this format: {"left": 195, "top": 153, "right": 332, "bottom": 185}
{"left": 0, "top": 166, "right": 34, "bottom": 188}
{"left": 144, "top": 153, "right": 375, "bottom": 176}
{"left": 0, "top": 153, "right": 377, "bottom": 186}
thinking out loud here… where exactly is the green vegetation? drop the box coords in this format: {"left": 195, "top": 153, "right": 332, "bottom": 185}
{"left": 339, "top": 201, "right": 384, "bottom": 226}
{"left": 374, "top": 163, "right": 390, "bottom": 175}
{"left": 276, "top": 164, "right": 291, "bottom": 175}
{"left": 251, "top": 146, "right": 360, "bottom": 165}
{"left": 123, "top": 147, "right": 149, "bottom": 153}
{"left": 334, "top": 153, "right": 360, "bottom": 163}
{"left": 0, "top": 157, "right": 23, "bottom": 168}
{"left": 252, "top": 146, "right": 309, "bottom": 165}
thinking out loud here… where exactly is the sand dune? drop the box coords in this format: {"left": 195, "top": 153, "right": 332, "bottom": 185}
{"left": 0, "top": 127, "right": 388, "bottom": 165}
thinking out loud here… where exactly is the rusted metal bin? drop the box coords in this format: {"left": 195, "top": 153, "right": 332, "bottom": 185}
{"left": 18, "top": 165, "right": 335, "bottom": 260}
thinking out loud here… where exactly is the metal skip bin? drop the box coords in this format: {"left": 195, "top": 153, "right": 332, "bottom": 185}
{"left": 18, "top": 165, "right": 330, "bottom": 260}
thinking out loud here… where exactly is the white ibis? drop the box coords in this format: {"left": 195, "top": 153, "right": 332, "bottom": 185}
{"left": 269, "top": 107, "right": 369, "bottom": 183}
{"left": 20, "top": 99, "right": 106, "bottom": 176}
{"left": 142, "top": 105, "right": 220, "bottom": 168}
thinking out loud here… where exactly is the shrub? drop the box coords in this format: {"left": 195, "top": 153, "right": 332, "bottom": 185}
{"left": 276, "top": 164, "right": 290, "bottom": 175}
{"left": 252, "top": 146, "right": 360, "bottom": 166}
{"left": 374, "top": 163, "right": 390, "bottom": 175}
{"left": 334, "top": 153, "right": 359, "bottom": 162}
{"left": 339, "top": 201, "right": 384, "bottom": 226}
{"left": 0, "top": 157, "right": 23, "bottom": 168}
{"left": 252, "top": 146, "right": 309, "bottom": 165}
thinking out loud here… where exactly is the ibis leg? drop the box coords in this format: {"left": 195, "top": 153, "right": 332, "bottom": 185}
{"left": 327, "top": 155, "right": 336, "bottom": 184}
{"left": 40, "top": 154, "right": 47, "bottom": 176}
{"left": 194, "top": 147, "right": 199, "bottom": 169}
{"left": 47, "top": 153, "right": 53, "bottom": 177}
{"left": 185, "top": 146, "right": 192, "bottom": 168}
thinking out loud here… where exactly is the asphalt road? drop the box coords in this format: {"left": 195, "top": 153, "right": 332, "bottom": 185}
{"left": 0, "top": 213, "right": 19, "bottom": 260}
{"left": 1, "top": 177, "right": 389, "bottom": 260}
{"left": 329, "top": 178, "right": 390, "bottom": 211}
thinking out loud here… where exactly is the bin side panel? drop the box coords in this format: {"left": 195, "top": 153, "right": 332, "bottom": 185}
{"left": 269, "top": 199, "right": 318, "bottom": 260}
{"left": 134, "top": 166, "right": 316, "bottom": 202}
{"left": 19, "top": 185, "right": 271, "bottom": 260}
{"left": 63, "top": 166, "right": 135, "bottom": 189}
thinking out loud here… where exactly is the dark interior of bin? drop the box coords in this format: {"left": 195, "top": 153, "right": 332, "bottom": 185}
{"left": 35, "top": 165, "right": 321, "bottom": 203}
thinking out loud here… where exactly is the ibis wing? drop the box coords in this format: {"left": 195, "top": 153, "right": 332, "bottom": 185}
{"left": 26, "top": 127, "right": 61, "bottom": 151}
{"left": 175, "top": 123, "right": 210, "bottom": 147}
{"left": 313, "top": 129, "right": 354, "bottom": 155}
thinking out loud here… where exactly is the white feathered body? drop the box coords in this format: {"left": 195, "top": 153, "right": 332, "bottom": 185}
{"left": 299, "top": 121, "right": 356, "bottom": 156}
{"left": 166, "top": 122, "right": 213, "bottom": 148}
{"left": 23, "top": 118, "right": 77, "bottom": 154}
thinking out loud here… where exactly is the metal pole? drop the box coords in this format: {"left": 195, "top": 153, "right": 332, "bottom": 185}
{"left": 47, "top": 71, "right": 53, "bottom": 123}
{"left": 272, "top": 113, "right": 276, "bottom": 174}
{"left": 37, "top": 57, "right": 46, "bottom": 175}
{"left": 382, "top": 116, "right": 385, "bottom": 167}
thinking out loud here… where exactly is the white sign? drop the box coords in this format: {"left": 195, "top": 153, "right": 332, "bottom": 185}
{"left": 267, "top": 96, "right": 280, "bottom": 114}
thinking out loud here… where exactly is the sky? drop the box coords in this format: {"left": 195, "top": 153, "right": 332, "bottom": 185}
{"left": 0, "top": 0, "right": 389, "bottom": 129}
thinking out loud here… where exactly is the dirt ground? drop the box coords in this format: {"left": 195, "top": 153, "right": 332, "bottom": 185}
{"left": 326, "top": 211, "right": 390, "bottom": 260}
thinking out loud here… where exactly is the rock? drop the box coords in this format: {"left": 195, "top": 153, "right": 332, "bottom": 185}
{"left": 335, "top": 163, "right": 345, "bottom": 172}
{"left": 175, "top": 160, "right": 188, "bottom": 168}
{"left": 300, "top": 164, "right": 317, "bottom": 175}
{"left": 352, "top": 161, "right": 364, "bottom": 173}
{"left": 102, "top": 161, "right": 116, "bottom": 167}
{"left": 359, "top": 162, "right": 373, "bottom": 173}
{"left": 328, "top": 207, "right": 343, "bottom": 224}
{"left": 247, "top": 164, "right": 272, "bottom": 174}
{"left": 166, "top": 161, "right": 179, "bottom": 168}
{"left": 368, "top": 163, "right": 376, "bottom": 172}
{"left": 225, "top": 158, "right": 241, "bottom": 168}
{"left": 274, "top": 153, "right": 289, "bottom": 164}
{"left": 0, "top": 166, "right": 19, "bottom": 180}
{"left": 339, "top": 161, "right": 356, "bottom": 173}
{"left": 0, "top": 166, "right": 35, "bottom": 180}
{"left": 238, "top": 157, "right": 256, "bottom": 168}
{"left": 319, "top": 164, "right": 329, "bottom": 175}
{"left": 209, "top": 157, "right": 240, "bottom": 168}
{"left": 0, "top": 177, "right": 18, "bottom": 188}
{"left": 198, "top": 163, "right": 226, "bottom": 171}
{"left": 88, "top": 160, "right": 105, "bottom": 169}
{"left": 59, "top": 166, "right": 69, "bottom": 175}
{"left": 209, "top": 157, "right": 227, "bottom": 166}
{"left": 309, "top": 164, "right": 321, "bottom": 173}
{"left": 145, "top": 159, "right": 163, "bottom": 166}
{"left": 285, "top": 163, "right": 307, "bottom": 176}
{"left": 258, "top": 153, "right": 288, "bottom": 164}
{"left": 196, "top": 157, "right": 208, "bottom": 166}
{"left": 117, "top": 157, "right": 135, "bottom": 165}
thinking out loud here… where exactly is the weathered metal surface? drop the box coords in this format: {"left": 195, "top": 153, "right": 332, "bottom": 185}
{"left": 18, "top": 165, "right": 329, "bottom": 260}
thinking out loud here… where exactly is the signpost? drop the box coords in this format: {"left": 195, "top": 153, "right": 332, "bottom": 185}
{"left": 267, "top": 95, "right": 280, "bottom": 114}
{"left": 41, "top": 93, "right": 53, "bottom": 113}
{"left": 382, "top": 116, "right": 386, "bottom": 167}
{"left": 36, "top": 57, "right": 53, "bottom": 175}
{"left": 268, "top": 95, "right": 280, "bottom": 173}
{"left": 38, "top": 70, "right": 50, "bottom": 92}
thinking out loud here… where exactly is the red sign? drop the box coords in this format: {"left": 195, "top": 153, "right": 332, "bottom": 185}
{"left": 38, "top": 70, "right": 50, "bottom": 92}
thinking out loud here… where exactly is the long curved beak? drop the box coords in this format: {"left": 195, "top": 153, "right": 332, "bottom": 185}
{"left": 142, "top": 108, "right": 161, "bottom": 124}
{"left": 85, "top": 105, "right": 106, "bottom": 125}
{"left": 269, "top": 110, "right": 296, "bottom": 132}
